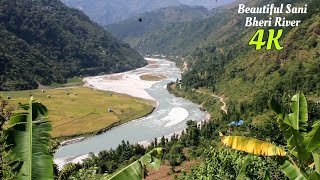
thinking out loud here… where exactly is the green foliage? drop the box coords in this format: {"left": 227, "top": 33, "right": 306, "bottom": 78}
{"left": 58, "top": 163, "right": 82, "bottom": 180}
{"left": 222, "top": 92, "right": 320, "bottom": 179}
{"left": 183, "top": 120, "right": 200, "bottom": 147}
{"left": 80, "top": 140, "right": 146, "bottom": 175}
{"left": 109, "top": 148, "right": 163, "bottom": 180}
{"left": 69, "top": 166, "right": 106, "bottom": 180}
{"left": 271, "top": 92, "right": 320, "bottom": 179}
{"left": 180, "top": 147, "right": 285, "bottom": 180}
{"left": 0, "top": 96, "right": 16, "bottom": 179}
{"left": 281, "top": 161, "right": 307, "bottom": 180}
{"left": 0, "top": 0, "right": 146, "bottom": 91}
{"left": 271, "top": 93, "right": 319, "bottom": 162}
{"left": 236, "top": 156, "right": 253, "bottom": 180}
{"left": 166, "top": 144, "right": 186, "bottom": 171}
{"left": 4, "top": 98, "right": 53, "bottom": 179}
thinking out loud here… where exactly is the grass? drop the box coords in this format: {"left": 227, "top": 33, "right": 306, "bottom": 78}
{"left": 140, "top": 74, "right": 167, "bottom": 81}
{"left": 2, "top": 87, "right": 154, "bottom": 138}
{"left": 48, "top": 77, "right": 84, "bottom": 88}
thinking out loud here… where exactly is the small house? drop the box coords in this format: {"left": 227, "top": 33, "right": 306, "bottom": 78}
{"left": 74, "top": 93, "right": 78, "bottom": 96}
{"left": 47, "top": 95, "right": 51, "bottom": 98}
{"left": 229, "top": 120, "right": 244, "bottom": 126}
{"left": 108, "top": 108, "right": 113, "bottom": 112}
{"left": 7, "top": 96, "right": 11, "bottom": 99}
{"left": 66, "top": 92, "right": 70, "bottom": 95}
{"left": 42, "top": 90, "right": 45, "bottom": 93}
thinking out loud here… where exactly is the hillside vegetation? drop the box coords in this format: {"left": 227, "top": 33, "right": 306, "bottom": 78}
{"left": 181, "top": 0, "right": 320, "bottom": 119}
{"left": 0, "top": 0, "right": 146, "bottom": 91}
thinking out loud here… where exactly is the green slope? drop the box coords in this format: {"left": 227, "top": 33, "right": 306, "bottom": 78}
{"left": 0, "top": 0, "right": 147, "bottom": 91}
{"left": 181, "top": 0, "right": 320, "bottom": 117}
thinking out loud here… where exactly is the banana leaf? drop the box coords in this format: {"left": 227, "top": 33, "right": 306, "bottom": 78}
{"left": 5, "top": 98, "right": 53, "bottom": 180}
{"left": 220, "top": 134, "right": 286, "bottom": 156}
{"left": 109, "top": 148, "right": 163, "bottom": 180}
{"left": 281, "top": 160, "right": 307, "bottom": 180}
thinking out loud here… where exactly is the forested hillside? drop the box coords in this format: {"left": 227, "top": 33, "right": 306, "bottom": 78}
{"left": 106, "top": 5, "right": 214, "bottom": 54}
{"left": 182, "top": 0, "right": 320, "bottom": 118}
{"left": 0, "top": 0, "right": 146, "bottom": 91}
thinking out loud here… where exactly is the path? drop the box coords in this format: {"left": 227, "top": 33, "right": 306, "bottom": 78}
{"left": 196, "top": 90, "right": 228, "bottom": 114}
{"left": 182, "top": 58, "right": 188, "bottom": 73}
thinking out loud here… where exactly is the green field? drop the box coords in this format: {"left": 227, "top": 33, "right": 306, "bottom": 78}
{"left": 47, "top": 77, "right": 85, "bottom": 88}
{"left": 140, "top": 74, "right": 167, "bottom": 81}
{"left": 2, "top": 87, "right": 154, "bottom": 138}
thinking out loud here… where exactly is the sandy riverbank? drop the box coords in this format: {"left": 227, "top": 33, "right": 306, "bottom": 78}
{"left": 83, "top": 58, "right": 166, "bottom": 101}
{"left": 55, "top": 112, "right": 211, "bottom": 170}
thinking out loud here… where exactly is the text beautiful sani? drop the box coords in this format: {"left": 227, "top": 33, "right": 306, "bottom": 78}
{"left": 238, "top": 4, "right": 308, "bottom": 27}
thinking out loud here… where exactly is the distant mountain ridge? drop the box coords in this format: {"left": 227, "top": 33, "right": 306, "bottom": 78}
{"left": 0, "top": 0, "right": 146, "bottom": 90}
{"left": 61, "top": 0, "right": 234, "bottom": 25}
{"left": 61, "top": 0, "right": 181, "bottom": 25}
{"left": 106, "top": 5, "right": 213, "bottom": 52}
{"left": 177, "top": 0, "right": 235, "bottom": 9}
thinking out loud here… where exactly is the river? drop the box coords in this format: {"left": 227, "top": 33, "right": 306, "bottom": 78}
{"left": 54, "top": 58, "right": 207, "bottom": 167}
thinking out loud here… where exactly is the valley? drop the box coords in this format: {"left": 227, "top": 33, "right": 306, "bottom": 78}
{"left": 1, "top": 0, "right": 320, "bottom": 179}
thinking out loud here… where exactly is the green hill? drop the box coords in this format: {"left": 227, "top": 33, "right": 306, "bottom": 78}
{"left": 0, "top": 0, "right": 146, "bottom": 91}
{"left": 180, "top": 0, "right": 320, "bottom": 117}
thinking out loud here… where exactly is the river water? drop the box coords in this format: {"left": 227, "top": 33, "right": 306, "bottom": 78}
{"left": 54, "top": 59, "right": 207, "bottom": 164}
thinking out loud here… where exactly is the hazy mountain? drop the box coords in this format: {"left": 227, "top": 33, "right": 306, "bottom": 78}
{"left": 106, "top": 5, "right": 212, "bottom": 51}
{"left": 60, "top": 0, "right": 235, "bottom": 25}
{"left": 0, "top": 0, "right": 146, "bottom": 90}
{"left": 177, "top": 0, "right": 235, "bottom": 9}
{"left": 61, "top": 0, "right": 181, "bottom": 25}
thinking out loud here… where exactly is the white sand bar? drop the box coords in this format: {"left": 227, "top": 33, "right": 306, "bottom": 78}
{"left": 84, "top": 58, "right": 172, "bottom": 100}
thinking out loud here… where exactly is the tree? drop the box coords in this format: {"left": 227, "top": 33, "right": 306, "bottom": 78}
{"left": 167, "top": 144, "right": 186, "bottom": 172}
{"left": 160, "top": 136, "right": 166, "bottom": 146}
{"left": 220, "top": 92, "right": 320, "bottom": 179}
{"left": 185, "top": 120, "right": 200, "bottom": 146}
{"left": 4, "top": 97, "right": 54, "bottom": 179}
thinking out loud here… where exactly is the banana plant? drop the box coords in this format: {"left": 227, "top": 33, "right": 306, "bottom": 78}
{"left": 108, "top": 148, "right": 163, "bottom": 180}
{"left": 4, "top": 97, "right": 53, "bottom": 179}
{"left": 220, "top": 92, "right": 320, "bottom": 179}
